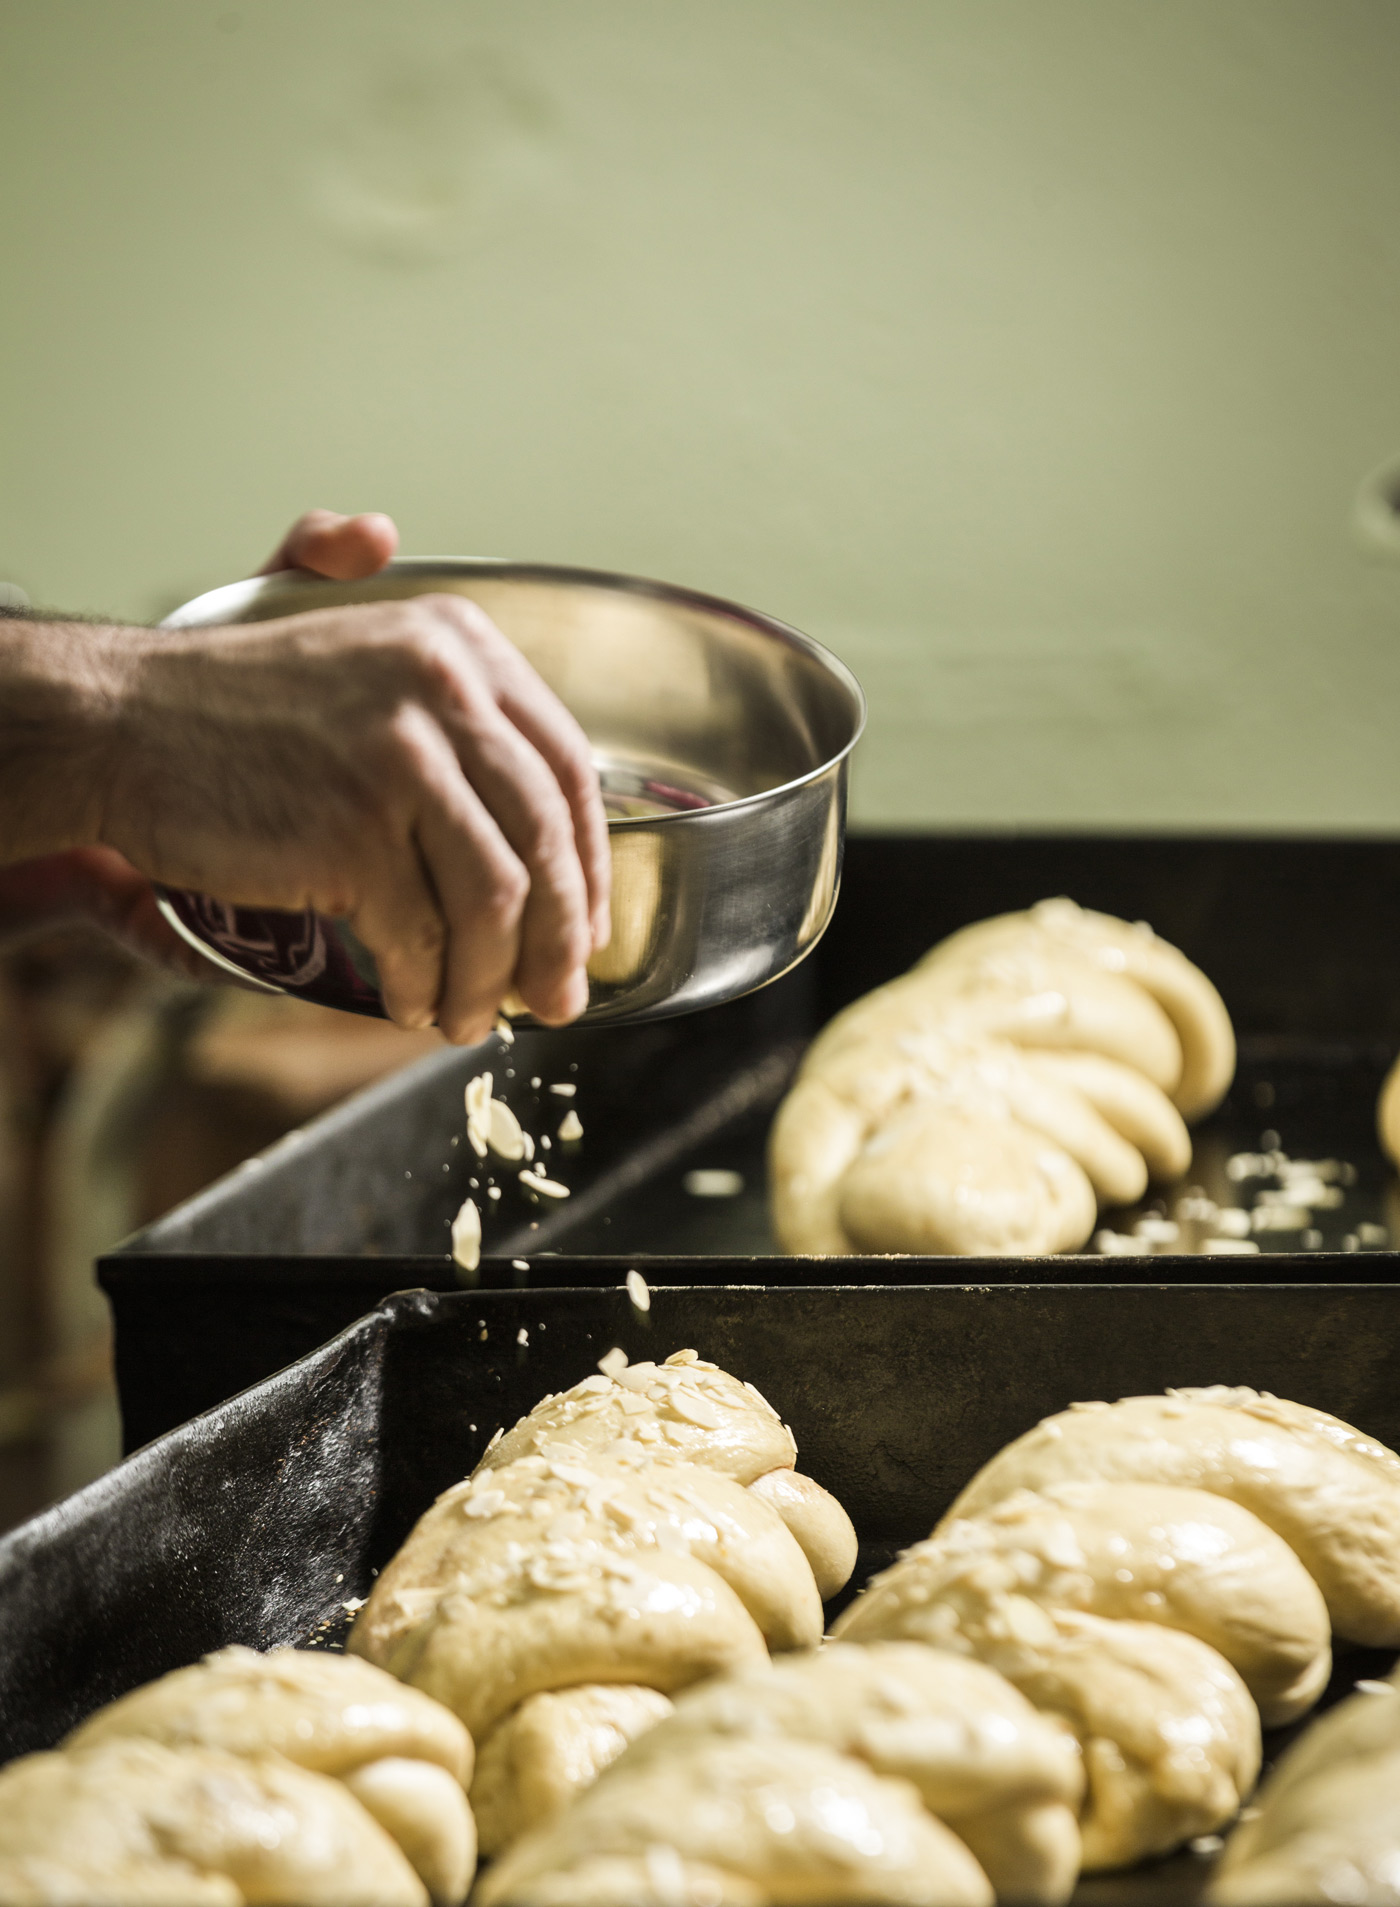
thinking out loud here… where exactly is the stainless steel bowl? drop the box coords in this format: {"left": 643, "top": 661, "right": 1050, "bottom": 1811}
{"left": 156, "top": 559, "right": 865, "bottom": 1026}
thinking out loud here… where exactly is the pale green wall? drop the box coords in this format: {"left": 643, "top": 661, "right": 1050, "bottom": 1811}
{"left": 4, "top": 1, "right": 1400, "bottom": 830}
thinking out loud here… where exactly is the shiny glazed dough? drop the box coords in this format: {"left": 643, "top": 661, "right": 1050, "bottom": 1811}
{"left": 834, "top": 1578, "right": 1260, "bottom": 1870}
{"left": 1210, "top": 1671, "right": 1400, "bottom": 1903}
{"left": 352, "top": 1539, "right": 767, "bottom": 1742}
{"left": 919, "top": 899, "right": 1236, "bottom": 1122}
{"left": 478, "top": 1351, "right": 796, "bottom": 1485}
{"left": 66, "top": 1644, "right": 472, "bottom": 1780}
{"left": 63, "top": 1645, "right": 475, "bottom": 1906}
{"left": 1379, "top": 1053, "right": 1400, "bottom": 1171}
{"left": 474, "top": 1736, "right": 994, "bottom": 1907}
{"left": 625, "top": 1642, "right": 1083, "bottom": 1906}
{"left": 0, "top": 1737, "right": 427, "bottom": 1907}
{"left": 746, "top": 1469, "right": 858, "bottom": 1600}
{"left": 843, "top": 1483, "right": 1330, "bottom": 1725}
{"left": 472, "top": 1686, "right": 674, "bottom": 1856}
{"left": 838, "top": 1098, "right": 1099, "bottom": 1256}
{"left": 944, "top": 1387, "right": 1400, "bottom": 1646}
{"left": 769, "top": 902, "right": 1227, "bottom": 1258}
{"left": 352, "top": 1450, "right": 823, "bottom": 1663}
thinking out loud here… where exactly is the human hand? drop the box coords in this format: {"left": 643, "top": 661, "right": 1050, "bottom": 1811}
{"left": 96, "top": 587, "right": 610, "bottom": 1042}
{"left": 1, "top": 513, "right": 612, "bottom": 1041}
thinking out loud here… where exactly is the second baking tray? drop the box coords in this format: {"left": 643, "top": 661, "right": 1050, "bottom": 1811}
{"left": 6, "top": 1276, "right": 1400, "bottom": 1904}
{"left": 99, "top": 833, "right": 1400, "bottom": 1444}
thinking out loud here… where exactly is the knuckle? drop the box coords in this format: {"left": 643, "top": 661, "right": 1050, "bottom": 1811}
{"left": 479, "top": 853, "right": 529, "bottom": 925}
{"left": 516, "top": 786, "right": 578, "bottom": 868}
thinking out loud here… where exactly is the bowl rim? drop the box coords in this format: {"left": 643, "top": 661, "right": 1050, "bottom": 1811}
{"left": 162, "top": 556, "right": 867, "bottom": 828}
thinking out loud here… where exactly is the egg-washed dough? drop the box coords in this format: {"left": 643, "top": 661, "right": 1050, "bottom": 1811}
{"left": 352, "top": 1536, "right": 767, "bottom": 1743}
{"left": 746, "top": 1468, "right": 858, "bottom": 1600}
{"left": 837, "top": 1095, "right": 1100, "bottom": 1257}
{"left": 839, "top": 1483, "right": 1329, "bottom": 1726}
{"left": 623, "top": 1643, "right": 1083, "bottom": 1907}
{"left": 473, "top": 1686, "right": 674, "bottom": 1856}
{"left": 769, "top": 902, "right": 1226, "bottom": 1257}
{"left": 919, "top": 898, "right": 1236, "bottom": 1122}
{"left": 834, "top": 1577, "right": 1259, "bottom": 1871}
{"left": 475, "top": 1736, "right": 994, "bottom": 1907}
{"left": 1379, "top": 1052, "right": 1400, "bottom": 1173}
{"left": 0, "top": 1737, "right": 427, "bottom": 1907}
{"left": 63, "top": 1644, "right": 474, "bottom": 1906}
{"left": 352, "top": 1449, "right": 822, "bottom": 1668}
{"left": 1210, "top": 1667, "right": 1400, "bottom": 1904}
{"left": 944, "top": 1386, "right": 1400, "bottom": 1647}
{"left": 478, "top": 1350, "right": 796, "bottom": 1485}
{"left": 1212, "top": 1748, "right": 1400, "bottom": 1907}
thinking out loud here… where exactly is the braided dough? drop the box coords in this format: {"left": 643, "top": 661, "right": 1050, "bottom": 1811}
{"left": 0, "top": 1736, "right": 427, "bottom": 1907}
{"left": 835, "top": 1571, "right": 1260, "bottom": 1869}
{"left": 472, "top": 1687, "right": 675, "bottom": 1858}
{"left": 1211, "top": 1667, "right": 1400, "bottom": 1903}
{"left": 62, "top": 1645, "right": 475, "bottom": 1907}
{"left": 477, "top": 1735, "right": 994, "bottom": 1907}
{"left": 612, "top": 1643, "right": 1084, "bottom": 1905}
{"left": 478, "top": 1353, "right": 797, "bottom": 1484}
{"left": 841, "top": 1483, "right": 1329, "bottom": 1726}
{"left": 946, "top": 1386, "right": 1400, "bottom": 1646}
{"left": 835, "top": 1382, "right": 1400, "bottom": 1872}
{"left": 349, "top": 1349, "right": 857, "bottom": 1860}
{"left": 770, "top": 898, "right": 1231, "bottom": 1256}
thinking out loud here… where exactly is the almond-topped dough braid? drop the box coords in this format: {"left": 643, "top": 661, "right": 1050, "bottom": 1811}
{"left": 476, "top": 1644, "right": 1095, "bottom": 1907}
{"left": 0, "top": 1737, "right": 430, "bottom": 1907}
{"left": 348, "top": 1350, "right": 859, "bottom": 1861}
{"left": 63, "top": 1645, "right": 476, "bottom": 1907}
{"left": 770, "top": 899, "right": 1232, "bottom": 1256}
{"left": 836, "top": 1383, "right": 1400, "bottom": 1876}
{"left": 1210, "top": 1661, "right": 1400, "bottom": 1904}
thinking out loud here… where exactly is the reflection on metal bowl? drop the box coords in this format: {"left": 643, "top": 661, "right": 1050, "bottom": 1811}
{"left": 155, "top": 560, "right": 865, "bottom": 1027}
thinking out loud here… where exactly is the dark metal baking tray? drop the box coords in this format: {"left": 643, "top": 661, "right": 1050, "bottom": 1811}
{"left": 100, "top": 834, "right": 1400, "bottom": 1445}
{"left": 6, "top": 1277, "right": 1400, "bottom": 1904}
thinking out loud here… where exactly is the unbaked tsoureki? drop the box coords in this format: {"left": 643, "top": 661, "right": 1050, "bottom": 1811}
{"left": 769, "top": 897, "right": 1236, "bottom": 1256}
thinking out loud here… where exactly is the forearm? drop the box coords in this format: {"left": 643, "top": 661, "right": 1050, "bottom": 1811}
{"left": 0, "top": 614, "right": 124, "bottom": 863}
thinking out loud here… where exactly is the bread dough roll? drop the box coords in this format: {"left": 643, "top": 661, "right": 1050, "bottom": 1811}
{"left": 812, "top": 944, "right": 1183, "bottom": 1097}
{"left": 343, "top": 1758, "right": 476, "bottom": 1907}
{"left": 769, "top": 904, "right": 1227, "bottom": 1258}
{"left": 944, "top": 1387, "right": 1400, "bottom": 1646}
{"left": 628, "top": 1643, "right": 1082, "bottom": 1906}
{"left": 834, "top": 1583, "right": 1259, "bottom": 1870}
{"left": 1379, "top": 1052, "right": 1400, "bottom": 1171}
{"left": 746, "top": 1469, "right": 858, "bottom": 1600}
{"left": 353, "top": 1452, "right": 823, "bottom": 1661}
{"left": 64, "top": 1644, "right": 474, "bottom": 1906}
{"left": 767, "top": 1077, "right": 866, "bottom": 1254}
{"left": 1210, "top": 1671, "right": 1400, "bottom": 1902}
{"left": 837, "top": 1484, "right": 1329, "bottom": 1726}
{"left": 0, "top": 1737, "right": 427, "bottom": 1907}
{"left": 1211, "top": 1747, "right": 1400, "bottom": 1906}
{"left": 480, "top": 1351, "right": 796, "bottom": 1485}
{"left": 352, "top": 1540, "right": 768, "bottom": 1742}
{"left": 472, "top": 1687, "right": 674, "bottom": 1856}
{"left": 839, "top": 1098, "right": 1098, "bottom": 1256}
{"left": 1018, "top": 1049, "right": 1193, "bottom": 1183}
{"left": 920, "top": 899, "right": 1235, "bottom": 1121}
{"left": 66, "top": 1644, "right": 472, "bottom": 1782}
{"left": 475, "top": 1736, "right": 994, "bottom": 1907}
